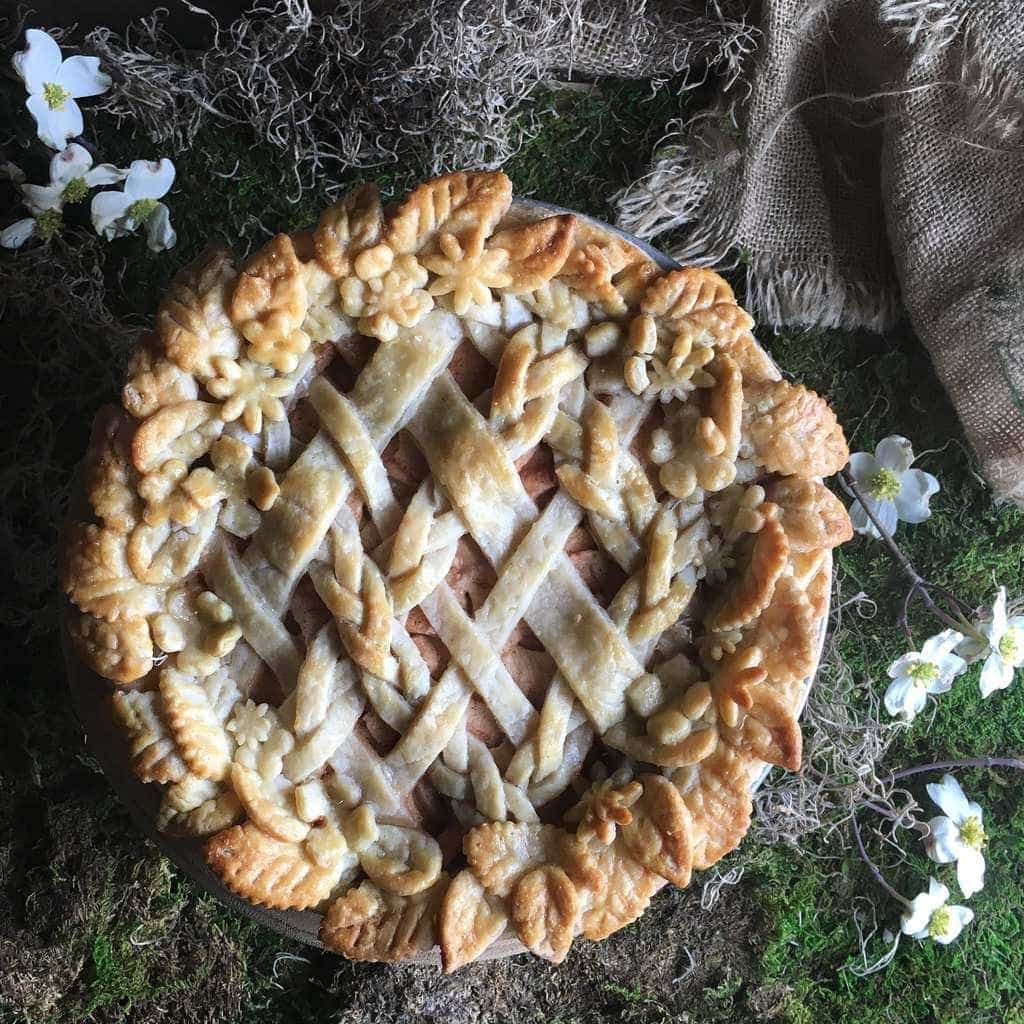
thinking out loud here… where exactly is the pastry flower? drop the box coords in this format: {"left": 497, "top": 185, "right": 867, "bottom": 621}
{"left": 422, "top": 231, "right": 512, "bottom": 315}
{"left": 226, "top": 700, "right": 273, "bottom": 751}
{"left": 900, "top": 878, "right": 974, "bottom": 945}
{"left": 846, "top": 435, "right": 939, "bottom": 537}
{"left": 956, "top": 586, "right": 1024, "bottom": 698}
{"left": 12, "top": 29, "right": 111, "bottom": 150}
{"left": 91, "top": 158, "right": 177, "bottom": 252}
{"left": 884, "top": 629, "right": 966, "bottom": 721}
{"left": 924, "top": 774, "right": 987, "bottom": 898}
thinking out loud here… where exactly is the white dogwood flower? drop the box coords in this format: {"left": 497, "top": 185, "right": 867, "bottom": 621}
{"left": 884, "top": 629, "right": 966, "bottom": 721}
{"left": 12, "top": 29, "right": 111, "bottom": 150}
{"left": 846, "top": 435, "right": 939, "bottom": 537}
{"left": 901, "top": 878, "right": 974, "bottom": 945}
{"left": 925, "top": 774, "right": 987, "bottom": 898}
{"left": 91, "top": 158, "right": 176, "bottom": 251}
{"left": 956, "top": 587, "right": 1024, "bottom": 698}
{"left": 1, "top": 187, "right": 63, "bottom": 249}
{"left": 20, "top": 143, "right": 125, "bottom": 213}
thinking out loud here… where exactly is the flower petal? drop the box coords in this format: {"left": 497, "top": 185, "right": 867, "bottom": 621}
{"left": 956, "top": 848, "right": 985, "bottom": 899}
{"left": 54, "top": 55, "right": 111, "bottom": 98}
{"left": 145, "top": 202, "right": 176, "bottom": 252}
{"left": 84, "top": 163, "right": 127, "bottom": 187}
{"left": 21, "top": 183, "right": 64, "bottom": 214}
{"left": 933, "top": 653, "right": 967, "bottom": 687}
{"left": 894, "top": 469, "right": 939, "bottom": 523}
{"left": 933, "top": 905, "right": 973, "bottom": 945}
{"left": 884, "top": 676, "right": 925, "bottom": 720}
{"left": 955, "top": 632, "right": 987, "bottom": 662}
{"left": 926, "top": 774, "right": 971, "bottom": 822}
{"left": 924, "top": 815, "right": 962, "bottom": 863}
{"left": 49, "top": 142, "right": 94, "bottom": 185}
{"left": 125, "top": 158, "right": 175, "bottom": 200}
{"left": 27, "top": 94, "right": 82, "bottom": 150}
{"left": 875, "top": 436, "right": 916, "bottom": 473}
{"left": 920, "top": 629, "right": 965, "bottom": 661}
{"left": 13, "top": 29, "right": 63, "bottom": 94}
{"left": 900, "top": 897, "right": 933, "bottom": 938}
{"left": 979, "top": 651, "right": 1014, "bottom": 698}
{"left": 848, "top": 452, "right": 880, "bottom": 489}
{"left": 90, "top": 189, "right": 132, "bottom": 238}
{"left": 850, "top": 496, "right": 897, "bottom": 538}
{"left": 991, "top": 587, "right": 1008, "bottom": 638}
{"left": 0, "top": 218, "right": 37, "bottom": 249}
{"left": 887, "top": 653, "right": 919, "bottom": 679}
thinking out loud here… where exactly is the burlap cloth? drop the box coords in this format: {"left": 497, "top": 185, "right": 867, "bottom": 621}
{"left": 605, "top": 0, "right": 1024, "bottom": 504}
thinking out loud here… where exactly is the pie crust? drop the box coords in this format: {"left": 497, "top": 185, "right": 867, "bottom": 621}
{"left": 60, "top": 170, "right": 852, "bottom": 968}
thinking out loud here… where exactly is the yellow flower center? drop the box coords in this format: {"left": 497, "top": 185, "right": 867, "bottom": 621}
{"left": 960, "top": 815, "right": 986, "bottom": 850}
{"left": 35, "top": 207, "right": 63, "bottom": 240}
{"left": 998, "top": 626, "right": 1022, "bottom": 665}
{"left": 928, "top": 906, "right": 952, "bottom": 939}
{"left": 868, "top": 467, "right": 901, "bottom": 500}
{"left": 127, "top": 198, "right": 157, "bottom": 223}
{"left": 908, "top": 660, "right": 938, "bottom": 683}
{"left": 43, "top": 82, "right": 71, "bottom": 110}
{"left": 61, "top": 176, "right": 89, "bottom": 204}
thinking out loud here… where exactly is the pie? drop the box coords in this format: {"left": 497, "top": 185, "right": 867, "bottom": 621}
{"left": 60, "top": 170, "right": 852, "bottom": 968}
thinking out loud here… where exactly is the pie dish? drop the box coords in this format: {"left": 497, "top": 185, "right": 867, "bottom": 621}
{"left": 60, "top": 170, "right": 852, "bottom": 969}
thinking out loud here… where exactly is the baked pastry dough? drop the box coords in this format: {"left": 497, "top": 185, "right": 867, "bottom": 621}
{"left": 60, "top": 170, "right": 851, "bottom": 967}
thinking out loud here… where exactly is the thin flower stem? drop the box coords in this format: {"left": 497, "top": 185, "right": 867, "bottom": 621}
{"left": 891, "top": 757, "right": 1024, "bottom": 781}
{"left": 851, "top": 810, "right": 908, "bottom": 906}
{"left": 841, "top": 469, "right": 978, "bottom": 638}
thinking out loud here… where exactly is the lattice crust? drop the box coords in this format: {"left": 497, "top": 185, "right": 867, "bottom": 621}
{"left": 61, "top": 169, "right": 852, "bottom": 968}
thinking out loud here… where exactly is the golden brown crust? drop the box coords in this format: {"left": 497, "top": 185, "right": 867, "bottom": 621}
{"left": 439, "top": 870, "right": 509, "bottom": 972}
{"left": 743, "top": 380, "right": 849, "bottom": 478}
{"left": 313, "top": 183, "right": 383, "bottom": 277}
{"left": 229, "top": 233, "right": 310, "bottom": 372}
{"left": 387, "top": 170, "right": 513, "bottom": 255}
{"left": 69, "top": 609, "right": 152, "bottom": 683}
{"left": 580, "top": 842, "right": 661, "bottom": 940}
{"left": 463, "top": 821, "right": 565, "bottom": 898}
{"left": 489, "top": 213, "right": 577, "bottom": 293}
{"left": 123, "top": 334, "right": 199, "bottom": 420}
{"left": 320, "top": 878, "right": 448, "bottom": 962}
{"left": 82, "top": 407, "right": 140, "bottom": 533}
{"left": 510, "top": 866, "right": 579, "bottom": 963}
{"left": 706, "top": 515, "right": 790, "bottom": 631}
{"left": 768, "top": 476, "right": 853, "bottom": 552}
{"left": 158, "top": 246, "right": 240, "bottom": 378}
{"left": 619, "top": 775, "right": 693, "bottom": 888}
{"left": 206, "top": 823, "right": 343, "bottom": 910}
{"left": 748, "top": 573, "right": 818, "bottom": 686}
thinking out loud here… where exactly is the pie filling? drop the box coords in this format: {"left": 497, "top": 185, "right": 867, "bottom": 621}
{"left": 60, "top": 170, "right": 853, "bottom": 968}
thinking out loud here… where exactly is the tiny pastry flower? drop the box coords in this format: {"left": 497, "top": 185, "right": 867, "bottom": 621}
{"left": 884, "top": 629, "right": 966, "bottom": 721}
{"left": 956, "top": 586, "right": 1024, "bottom": 698}
{"left": 925, "top": 774, "right": 987, "bottom": 898}
{"left": 13, "top": 29, "right": 111, "bottom": 150}
{"left": 20, "top": 143, "right": 125, "bottom": 214}
{"left": 900, "top": 878, "right": 974, "bottom": 945}
{"left": 846, "top": 435, "right": 939, "bottom": 537}
{"left": 91, "top": 158, "right": 176, "bottom": 251}
{"left": 226, "top": 700, "right": 272, "bottom": 751}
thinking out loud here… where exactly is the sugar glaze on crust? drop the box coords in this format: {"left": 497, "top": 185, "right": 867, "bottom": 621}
{"left": 60, "top": 170, "right": 852, "bottom": 967}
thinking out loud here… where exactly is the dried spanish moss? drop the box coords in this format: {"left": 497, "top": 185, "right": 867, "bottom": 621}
{"left": 81, "top": 0, "right": 755, "bottom": 200}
